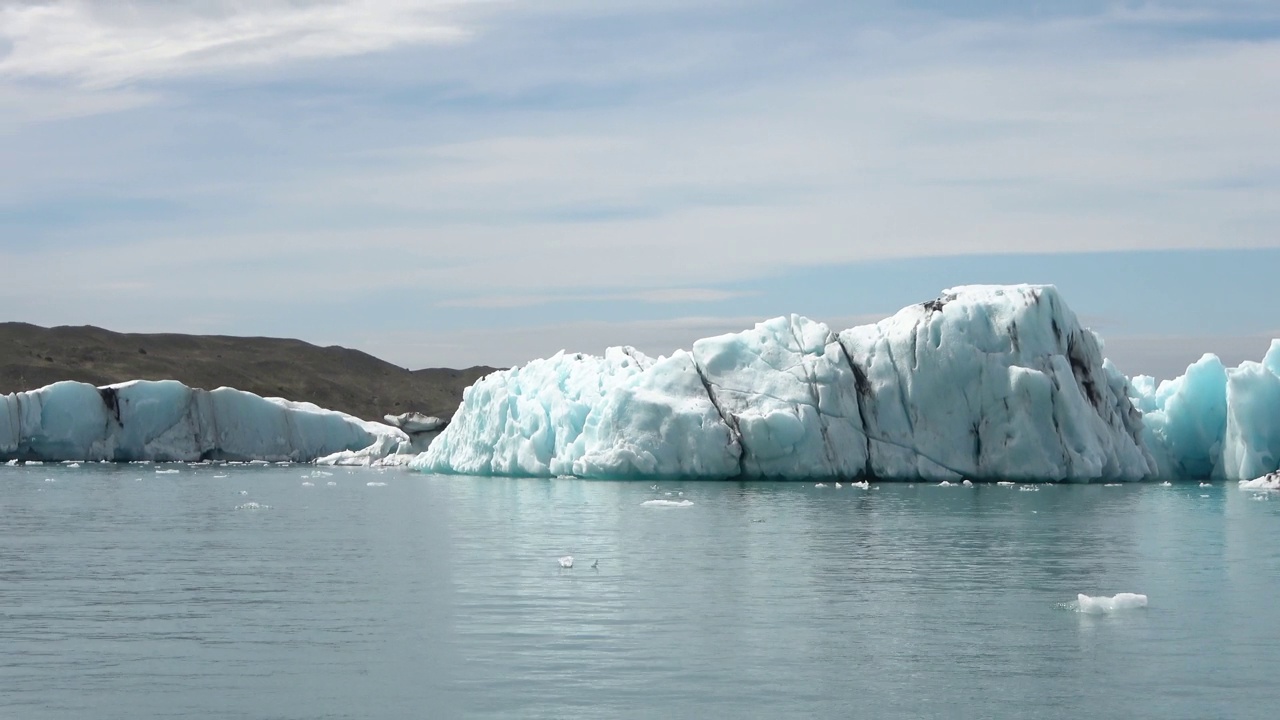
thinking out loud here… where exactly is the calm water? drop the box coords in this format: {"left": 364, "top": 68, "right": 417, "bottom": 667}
{"left": 2, "top": 463, "right": 1278, "bottom": 719}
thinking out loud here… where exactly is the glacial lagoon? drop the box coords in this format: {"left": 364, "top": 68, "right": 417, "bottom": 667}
{"left": 2, "top": 463, "right": 1279, "bottom": 719}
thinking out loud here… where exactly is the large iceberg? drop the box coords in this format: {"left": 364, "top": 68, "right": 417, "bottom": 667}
{"left": 413, "top": 285, "right": 1160, "bottom": 481}
{"left": 0, "top": 379, "right": 405, "bottom": 463}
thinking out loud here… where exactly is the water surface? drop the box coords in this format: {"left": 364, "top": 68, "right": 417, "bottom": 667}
{"left": 2, "top": 463, "right": 1278, "bottom": 719}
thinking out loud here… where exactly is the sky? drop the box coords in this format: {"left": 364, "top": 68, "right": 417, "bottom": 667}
{"left": 1, "top": 0, "right": 1277, "bottom": 380}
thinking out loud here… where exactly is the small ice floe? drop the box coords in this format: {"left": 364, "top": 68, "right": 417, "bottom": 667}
{"left": 1160, "top": 481, "right": 1172, "bottom": 486}
{"left": 1239, "top": 472, "right": 1280, "bottom": 491}
{"left": 1200, "top": 494, "right": 1210, "bottom": 498}
{"left": 815, "top": 483, "right": 828, "bottom": 488}
{"left": 310, "top": 470, "right": 334, "bottom": 478}
{"left": 25, "top": 461, "right": 43, "bottom": 466}
{"left": 997, "top": 481, "right": 1014, "bottom": 486}
{"left": 1019, "top": 485, "right": 1040, "bottom": 492}
{"left": 835, "top": 482, "right": 842, "bottom": 488}
{"left": 642, "top": 499, "right": 694, "bottom": 508}
{"left": 1104, "top": 483, "right": 1122, "bottom": 487}
{"left": 327, "top": 481, "right": 337, "bottom": 486}
{"left": 156, "top": 469, "right": 180, "bottom": 475}
{"left": 851, "top": 480, "right": 870, "bottom": 489}
{"left": 212, "top": 474, "right": 228, "bottom": 479}
{"left": 1075, "top": 593, "right": 1148, "bottom": 614}
{"left": 558, "top": 555, "right": 574, "bottom": 569}
{"left": 962, "top": 479, "right": 973, "bottom": 487}
{"left": 1252, "top": 494, "right": 1268, "bottom": 501}
{"left": 366, "top": 481, "right": 388, "bottom": 487}
{"left": 937, "top": 480, "right": 953, "bottom": 487}
{"left": 43, "top": 478, "right": 55, "bottom": 482}
{"left": 249, "top": 460, "right": 270, "bottom": 466}
{"left": 238, "top": 490, "right": 248, "bottom": 495}
{"left": 66, "top": 462, "right": 81, "bottom": 469}
{"left": 1200, "top": 482, "right": 1212, "bottom": 487}
{"left": 235, "top": 502, "right": 271, "bottom": 510}
{"left": 4, "top": 459, "right": 17, "bottom": 466}
{"left": 301, "top": 481, "right": 314, "bottom": 487}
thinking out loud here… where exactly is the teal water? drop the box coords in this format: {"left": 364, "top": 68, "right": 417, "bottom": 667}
{"left": 2, "top": 464, "right": 1278, "bottom": 719}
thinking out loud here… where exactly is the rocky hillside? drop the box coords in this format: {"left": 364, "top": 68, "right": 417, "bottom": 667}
{"left": 0, "top": 322, "right": 496, "bottom": 422}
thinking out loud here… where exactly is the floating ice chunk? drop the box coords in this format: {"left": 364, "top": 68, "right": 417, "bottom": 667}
{"left": 5, "top": 459, "right": 16, "bottom": 466}
{"left": 815, "top": 483, "right": 828, "bottom": 488}
{"left": 366, "top": 481, "right": 387, "bottom": 487}
{"left": 235, "top": 502, "right": 271, "bottom": 510}
{"left": 327, "top": 481, "right": 337, "bottom": 486}
{"left": 559, "top": 555, "right": 574, "bottom": 568}
{"left": 1239, "top": 472, "right": 1280, "bottom": 490}
{"left": 301, "top": 481, "right": 314, "bottom": 486}
{"left": 1104, "top": 483, "right": 1121, "bottom": 487}
{"left": 26, "top": 461, "right": 43, "bottom": 465}
{"left": 1076, "top": 593, "right": 1148, "bottom": 614}
{"left": 1019, "top": 486, "right": 1040, "bottom": 492}
{"left": 938, "top": 481, "right": 954, "bottom": 487}
{"left": 156, "top": 469, "right": 180, "bottom": 474}
{"left": 962, "top": 479, "right": 973, "bottom": 487}
{"left": 238, "top": 490, "right": 248, "bottom": 495}
{"left": 66, "top": 462, "right": 80, "bottom": 468}
{"left": 642, "top": 499, "right": 695, "bottom": 507}
{"left": 213, "top": 474, "right": 228, "bottom": 478}
{"left": 997, "top": 481, "right": 1014, "bottom": 486}
{"left": 43, "top": 478, "right": 55, "bottom": 482}
{"left": 1160, "top": 481, "right": 1172, "bottom": 486}
{"left": 851, "top": 480, "right": 870, "bottom": 489}
{"left": 835, "top": 482, "right": 842, "bottom": 488}
{"left": 1199, "top": 482, "right": 1212, "bottom": 487}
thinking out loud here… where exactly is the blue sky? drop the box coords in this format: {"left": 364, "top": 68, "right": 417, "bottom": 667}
{"left": 1, "top": 0, "right": 1277, "bottom": 379}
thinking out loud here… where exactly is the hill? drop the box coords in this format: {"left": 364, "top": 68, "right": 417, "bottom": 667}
{"left": 0, "top": 322, "right": 497, "bottom": 423}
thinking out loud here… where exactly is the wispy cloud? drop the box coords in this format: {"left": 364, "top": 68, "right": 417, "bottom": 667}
{"left": 0, "top": 0, "right": 475, "bottom": 87}
{"left": 438, "top": 288, "right": 753, "bottom": 309}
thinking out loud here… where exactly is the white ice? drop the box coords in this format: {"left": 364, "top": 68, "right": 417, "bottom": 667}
{"left": 1076, "top": 593, "right": 1148, "bottom": 614}
{"left": 0, "top": 379, "right": 405, "bottom": 464}
{"left": 641, "top": 499, "right": 694, "bottom": 507}
{"left": 1130, "top": 340, "right": 1280, "bottom": 481}
{"left": 414, "top": 285, "right": 1159, "bottom": 482}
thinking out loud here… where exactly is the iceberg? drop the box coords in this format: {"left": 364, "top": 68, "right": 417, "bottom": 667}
{"left": 0, "top": 379, "right": 405, "bottom": 463}
{"left": 413, "top": 285, "right": 1159, "bottom": 481}
{"left": 1129, "top": 340, "right": 1280, "bottom": 481}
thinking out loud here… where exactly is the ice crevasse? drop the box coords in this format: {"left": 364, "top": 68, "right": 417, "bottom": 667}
{"left": 413, "top": 285, "right": 1174, "bottom": 481}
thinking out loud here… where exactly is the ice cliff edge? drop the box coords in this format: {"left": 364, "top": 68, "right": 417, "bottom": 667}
{"left": 413, "top": 285, "right": 1167, "bottom": 481}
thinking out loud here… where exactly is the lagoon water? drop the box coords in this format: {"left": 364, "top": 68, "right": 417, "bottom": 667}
{"left": 2, "top": 463, "right": 1278, "bottom": 719}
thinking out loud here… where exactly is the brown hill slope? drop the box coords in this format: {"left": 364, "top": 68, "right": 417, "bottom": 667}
{"left": 0, "top": 322, "right": 497, "bottom": 422}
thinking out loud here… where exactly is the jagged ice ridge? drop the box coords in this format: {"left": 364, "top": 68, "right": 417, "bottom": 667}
{"left": 413, "top": 284, "right": 1280, "bottom": 482}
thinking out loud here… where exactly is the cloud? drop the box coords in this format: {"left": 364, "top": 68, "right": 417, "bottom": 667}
{"left": 438, "top": 287, "right": 753, "bottom": 308}
{"left": 3, "top": 1, "right": 1280, "bottom": 367}
{"left": 0, "top": 0, "right": 475, "bottom": 87}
